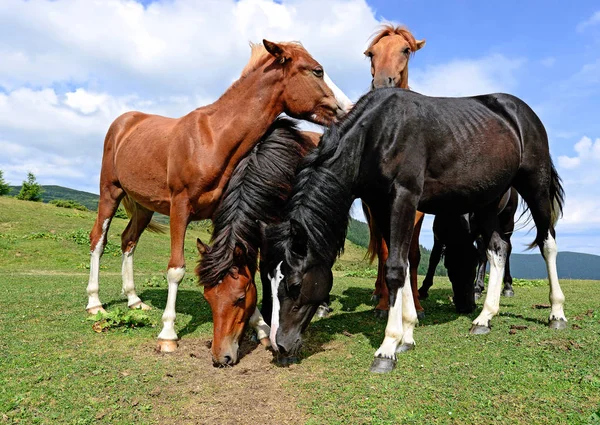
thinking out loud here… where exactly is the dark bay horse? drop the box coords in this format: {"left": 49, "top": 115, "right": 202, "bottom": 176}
{"left": 261, "top": 88, "right": 566, "bottom": 373}
{"left": 86, "top": 40, "right": 349, "bottom": 352}
{"left": 195, "top": 119, "right": 316, "bottom": 366}
{"left": 418, "top": 188, "right": 518, "bottom": 303}
{"left": 362, "top": 25, "right": 427, "bottom": 319}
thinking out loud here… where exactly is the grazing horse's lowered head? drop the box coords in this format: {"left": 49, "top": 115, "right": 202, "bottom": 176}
{"left": 197, "top": 239, "right": 258, "bottom": 366}
{"left": 364, "top": 24, "right": 425, "bottom": 89}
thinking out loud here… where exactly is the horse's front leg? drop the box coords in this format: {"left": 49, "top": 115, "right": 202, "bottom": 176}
{"left": 156, "top": 197, "right": 190, "bottom": 352}
{"left": 370, "top": 188, "right": 419, "bottom": 374}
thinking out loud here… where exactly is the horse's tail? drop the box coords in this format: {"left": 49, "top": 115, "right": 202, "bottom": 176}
{"left": 362, "top": 202, "right": 382, "bottom": 264}
{"left": 121, "top": 195, "right": 167, "bottom": 234}
{"left": 527, "top": 160, "right": 565, "bottom": 249}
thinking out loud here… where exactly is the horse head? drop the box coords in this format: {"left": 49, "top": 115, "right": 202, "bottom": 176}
{"left": 258, "top": 40, "right": 351, "bottom": 124}
{"left": 260, "top": 219, "right": 333, "bottom": 362}
{"left": 197, "top": 238, "right": 257, "bottom": 366}
{"left": 364, "top": 25, "right": 425, "bottom": 89}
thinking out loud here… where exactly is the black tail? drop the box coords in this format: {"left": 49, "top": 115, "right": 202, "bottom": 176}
{"left": 362, "top": 202, "right": 382, "bottom": 264}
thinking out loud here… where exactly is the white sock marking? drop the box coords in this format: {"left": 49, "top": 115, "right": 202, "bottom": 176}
{"left": 473, "top": 247, "right": 506, "bottom": 327}
{"left": 401, "top": 271, "right": 418, "bottom": 347}
{"left": 121, "top": 245, "right": 142, "bottom": 307}
{"left": 543, "top": 232, "right": 566, "bottom": 322}
{"left": 86, "top": 219, "right": 109, "bottom": 311}
{"left": 249, "top": 308, "right": 271, "bottom": 342}
{"left": 157, "top": 267, "right": 185, "bottom": 341}
{"left": 269, "top": 262, "right": 284, "bottom": 350}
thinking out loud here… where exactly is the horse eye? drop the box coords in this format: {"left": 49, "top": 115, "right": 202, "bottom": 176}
{"left": 235, "top": 295, "right": 246, "bottom": 305}
{"left": 291, "top": 305, "right": 299, "bottom": 312}
{"left": 403, "top": 47, "right": 411, "bottom": 55}
{"left": 312, "top": 67, "right": 324, "bottom": 78}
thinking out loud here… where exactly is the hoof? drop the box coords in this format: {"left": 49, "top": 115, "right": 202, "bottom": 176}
{"left": 474, "top": 292, "right": 482, "bottom": 301}
{"left": 129, "top": 301, "right": 152, "bottom": 311}
{"left": 370, "top": 356, "right": 396, "bottom": 374}
{"left": 157, "top": 339, "right": 178, "bottom": 353}
{"left": 316, "top": 305, "right": 330, "bottom": 319}
{"left": 395, "top": 343, "right": 415, "bottom": 354}
{"left": 417, "top": 311, "right": 425, "bottom": 320}
{"left": 276, "top": 356, "right": 299, "bottom": 366}
{"left": 373, "top": 309, "right": 388, "bottom": 320}
{"left": 86, "top": 305, "right": 106, "bottom": 315}
{"left": 502, "top": 289, "right": 515, "bottom": 297}
{"left": 370, "top": 294, "right": 380, "bottom": 304}
{"left": 260, "top": 337, "right": 271, "bottom": 347}
{"left": 549, "top": 319, "right": 567, "bottom": 330}
{"left": 470, "top": 324, "right": 491, "bottom": 335}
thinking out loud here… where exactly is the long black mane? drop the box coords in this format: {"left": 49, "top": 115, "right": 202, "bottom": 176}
{"left": 267, "top": 96, "right": 375, "bottom": 266}
{"left": 197, "top": 118, "right": 312, "bottom": 287}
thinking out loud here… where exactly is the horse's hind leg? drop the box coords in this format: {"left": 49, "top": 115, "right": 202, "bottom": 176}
{"left": 502, "top": 242, "right": 515, "bottom": 297}
{"left": 120, "top": 201, "right": 154, "bottom": 310}
{"left": 514, "top": 173, "right": 566, "bottom": 329}
{"left": 373, "top": 241, "right": 389, "bottom": 319}
{"left": 87, "top": 184, "right": 124, "bottom": 314}
{"left": 473, "top": 239, "right": 487, "bottom": 299}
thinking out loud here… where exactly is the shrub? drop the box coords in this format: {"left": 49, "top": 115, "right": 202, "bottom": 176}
{"left": 16, "top": 172, "right": 43, "bottom": 202}
{"left": 49, "top": 199, "right": 88, "bottom": 211}
{"left": 0, "top": 170, "right": 9, "bottom": 196}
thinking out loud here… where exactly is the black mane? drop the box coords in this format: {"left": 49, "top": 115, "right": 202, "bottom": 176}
{"left": 267, "top": 94, "right": 377, "bottom": 266}
{"left": 197, "top": 118, "right": 313, "bottom": 287}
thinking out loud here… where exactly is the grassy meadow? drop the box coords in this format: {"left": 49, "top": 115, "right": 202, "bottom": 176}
{"left": 1, "top": 196, "right": 599, "bottom": 424}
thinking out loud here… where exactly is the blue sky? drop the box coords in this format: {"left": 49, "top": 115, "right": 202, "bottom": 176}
{"left": 1, "top": 0, "right": 599, "bottom": 255}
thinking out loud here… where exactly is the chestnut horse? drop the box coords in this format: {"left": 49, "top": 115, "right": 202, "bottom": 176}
{"left": 362, "top": 25, "right": 426, "bottom": 318}
{"left": 196, "top": 119, "right": 317, "bottom": 366}
{"left": 86, "top": 40, "right": 349, "bottom": 352}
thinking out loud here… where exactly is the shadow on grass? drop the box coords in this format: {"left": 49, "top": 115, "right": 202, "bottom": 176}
{"left": 139, "top": 288, "right": 212, "bottom": 338}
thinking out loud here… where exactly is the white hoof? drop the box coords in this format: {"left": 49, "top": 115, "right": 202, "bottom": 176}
{"left": 157, "top": 339, "right": 178, "bottom": 353}
{"left": 87, "top": 305, "right": 106, "bottom": 315}
{"left": 129, "top": 301, "right": 152, "bottom": 311}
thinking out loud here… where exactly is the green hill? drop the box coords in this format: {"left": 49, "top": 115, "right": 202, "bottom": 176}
{"left": 9, "top": 185, "right": 101, "bottom": 210}
{"left": 4, "top": 185, "right": 599, "bottom": 280}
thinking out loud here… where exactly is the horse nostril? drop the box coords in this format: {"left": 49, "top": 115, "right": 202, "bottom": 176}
{"left": 388, "top": 77, "right": 394, "bottom": 86}
{"left": 224, "top": 355, "right": 232, "bottom": 364}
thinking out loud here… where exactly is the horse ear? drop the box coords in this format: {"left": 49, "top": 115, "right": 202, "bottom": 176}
{"left": 233, "top": 242, "right": 248, "bottom": 266}
{"left": 415, "top": 39, "right": 426, "bottom": 51}
{"left": 290, "top": 219, "right": 308, "bottom": 256}
{"left": 229, "top": 266, "right": 239, "bottom": 280}
{"left": 196, "top": 238, "right": 210, "bottom": 255}
{"left": 263, "top": 39, "right": 290, "bottom": 63}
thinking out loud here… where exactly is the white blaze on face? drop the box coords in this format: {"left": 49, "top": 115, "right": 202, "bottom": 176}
{"left": 324, "top": 71, "right": 353, "bottom": 113}
{"left": 269, "top": 261, "right": 284, "bottom": 350}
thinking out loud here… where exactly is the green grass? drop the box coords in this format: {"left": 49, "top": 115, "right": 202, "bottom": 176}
{"left": 1, "top": 196, "right": 599, "bottom": 424}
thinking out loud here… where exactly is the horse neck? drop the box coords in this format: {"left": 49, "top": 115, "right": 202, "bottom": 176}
{"left": 204, "top": 68, "right": 285, "bottom": 161}
{"left": 289, "top": 128, "right": 363, "bottom": 263}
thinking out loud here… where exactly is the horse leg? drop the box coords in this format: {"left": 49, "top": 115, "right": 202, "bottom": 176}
{"left": 249, "top": 307, "right": 271, "bottom": 347}
{"left": 86, "top": 184, "right": 124, "bottom": 314}
{"left": 371, "top": 189, "right": 418, "bottom": 374}
{"left": 373, "top": 240, "right": 389, "bottom": 319}
{"left": 470, "top": 228, "right": 509, "bottom": 334}
{"left": 120, "top": 202, "right": 154, "bottom": 310}
{"left": 502, "top": 242, "right": 515, "bottom": 297}
{"left": 409, "top": 212, "right": 425, "bottom": 319}
{"left": 418, "top": 236, "right": 443, "bottom": 300}
{"left": 156, "top": 197, "right": 190, "bottom": 352}
{"left": 473, "top": 238, "right": 487, "bottom": 300}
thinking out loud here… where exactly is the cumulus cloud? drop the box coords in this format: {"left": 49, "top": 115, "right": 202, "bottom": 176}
{"left": 558, "top": 136, "right": 600, "bottom": 169}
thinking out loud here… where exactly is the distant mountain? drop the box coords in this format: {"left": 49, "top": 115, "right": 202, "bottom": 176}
{"left": 7, "top": 185, "right": 599, "bottom": 279}
{"left": 510, "top": 252, "right": 600, "bottom": 280}
{"left": 9, "top": 185, "right": 100, "bottom": 210}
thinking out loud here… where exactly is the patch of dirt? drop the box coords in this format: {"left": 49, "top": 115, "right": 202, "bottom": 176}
{"left": 148, "top": 336, "right": 307, "bottom": 425}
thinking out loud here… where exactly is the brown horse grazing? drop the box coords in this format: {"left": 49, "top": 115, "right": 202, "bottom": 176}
{"left": 86, "top": 40, "right": 348, "bottom": 353}
{"left": 195, "top": 118, "right": 317, "bottom": 366}
{"left": 362, "top": 25, "right": 426, "bottom": 318}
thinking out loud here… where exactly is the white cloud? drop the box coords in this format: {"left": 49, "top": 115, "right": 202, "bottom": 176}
{"left": 558, "top": 136, "right": 600, "bottom": 169}
{"left": 577, "top": 10, "right": 600, "bottom": 32}
{"left": 410, "top": 54, "right": 524, "bottom": 97}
